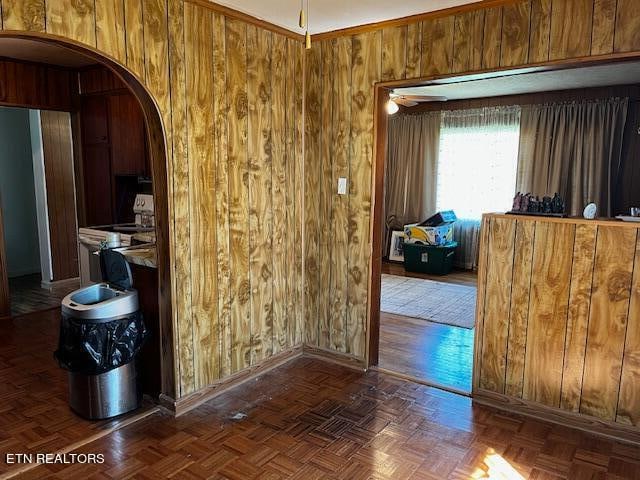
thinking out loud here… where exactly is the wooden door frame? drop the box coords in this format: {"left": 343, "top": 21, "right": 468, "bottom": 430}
{"left": 366, "top": 51, "right": 640, "bottom": 369}
{"left": 0, "top": 32, "right": 176, "bottom": 400}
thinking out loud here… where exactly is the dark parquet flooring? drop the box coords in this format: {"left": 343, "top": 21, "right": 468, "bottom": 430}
{"left": 13, "top": 357, "right": 640, "bottom": 480}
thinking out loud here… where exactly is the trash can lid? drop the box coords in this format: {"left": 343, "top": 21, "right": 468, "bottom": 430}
{"left": 100, "top": 249, "right": 133, "bottom": 290}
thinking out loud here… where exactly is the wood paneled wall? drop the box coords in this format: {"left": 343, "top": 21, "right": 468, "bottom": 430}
{"left": 304, "top": 0, "right": 640, "bottom": 362}
{"left": 475, "top": 214, "right": 640, "bottom": 427}
{"left": 0, "top": 0, "right": 304, "bottom": 398}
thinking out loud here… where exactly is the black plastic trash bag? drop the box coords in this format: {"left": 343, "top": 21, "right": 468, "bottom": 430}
{"left": 54, "top": 312, "right": 148, "bottom": 375}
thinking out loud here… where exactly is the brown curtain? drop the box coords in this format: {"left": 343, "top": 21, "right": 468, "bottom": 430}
{"left": 516, "top": 97, "right": 628, "bottom": 216}
{"left": 384, "top": 112, "right": 440, "bottom": 253}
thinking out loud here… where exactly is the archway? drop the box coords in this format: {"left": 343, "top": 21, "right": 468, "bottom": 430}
{"left": 0, "top": 32, "right": 175, "bottom": 399}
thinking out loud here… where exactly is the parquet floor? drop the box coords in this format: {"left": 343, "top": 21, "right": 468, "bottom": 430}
{"left": 8, "top": 274, "right": 78, "bottom": 317}
{"left": 13, "top": 357, "right": 640, "bottom": 480}
{"left": 0, "top": 308, "right": 156, "bottom": 478}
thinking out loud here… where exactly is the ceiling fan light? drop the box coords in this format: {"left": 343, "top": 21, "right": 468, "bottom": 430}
{"left": 386, "top": 99, "right": 399, "bottom": 115}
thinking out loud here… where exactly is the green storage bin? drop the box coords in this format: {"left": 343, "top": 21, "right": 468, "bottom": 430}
{"left": 403, "top": 241, "right": 458, "bottom": 275}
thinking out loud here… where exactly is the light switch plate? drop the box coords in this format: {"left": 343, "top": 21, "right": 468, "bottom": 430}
{"left": 337, "top": 177, "right": 348, "bottom": 195}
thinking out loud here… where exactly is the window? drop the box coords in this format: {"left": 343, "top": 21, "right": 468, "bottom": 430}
{"left": 435, "top": 106, "right": 521, "bottom": 220}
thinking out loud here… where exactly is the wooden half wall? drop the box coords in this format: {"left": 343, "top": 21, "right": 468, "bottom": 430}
{"left": 0, "top": 0, "right": 304, "bottom": 399}
{"left": 304, "top": 0, "right": 640, "bottom": 364}
{"left": 475, "top": 213, "right": 640, "bottom": 430}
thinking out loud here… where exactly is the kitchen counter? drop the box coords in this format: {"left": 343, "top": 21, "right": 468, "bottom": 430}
{"left": 474, "top": 213, "right": 640, "bottom": 440}
{"left": 117, "top": 245, "right": 157, "bottom": 269}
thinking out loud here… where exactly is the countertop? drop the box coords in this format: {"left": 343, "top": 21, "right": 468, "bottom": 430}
{"left": 92, "top": 244, "right": 157, "bottom": 268}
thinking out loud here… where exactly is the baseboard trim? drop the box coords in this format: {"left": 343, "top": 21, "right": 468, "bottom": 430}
{"left": 302, "top": 345, "right": 367, "bottom": 371}
{"left": 373, "top": 367, "right": 471, "bottom": 397}
{"left": 473, "top": 388, "right": 640, "bottom": 446}
{"left": 169, "top": 345, "right": 304, "bottom": 416}
{"left": 41, "top": 276, "right": 79, "bottom": 290}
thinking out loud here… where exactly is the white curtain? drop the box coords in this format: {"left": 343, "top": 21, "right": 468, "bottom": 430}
{"left": 437, "top": 106, "right": 522, "bottom": 269}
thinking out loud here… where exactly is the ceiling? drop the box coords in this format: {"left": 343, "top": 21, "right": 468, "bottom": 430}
{"left": 215, "top": 0, "right": 481, "bottom": 34}
{"left": 392, "top": 61, "right": 640, "bottom": 101}
{"left": 0, "top": 38, "right": 95, "bottom": 68}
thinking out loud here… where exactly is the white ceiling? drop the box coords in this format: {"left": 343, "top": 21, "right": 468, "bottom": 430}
{"left": 0, "top": 38, "right": 95, "bottom": 68}
{"left": 392, "top": 61, "right": 640, "bottom": 100}
{"left": 215, "top": 0, "right": 481, "bottom": 34}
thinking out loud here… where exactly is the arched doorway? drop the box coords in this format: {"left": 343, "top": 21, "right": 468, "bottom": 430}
{"left": 0, "top": 32, "right": 175, "bottom": 399}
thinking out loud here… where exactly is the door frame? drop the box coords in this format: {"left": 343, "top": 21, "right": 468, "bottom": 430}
{"left": 0, "top": 32, "right": 176, "bottom": 399}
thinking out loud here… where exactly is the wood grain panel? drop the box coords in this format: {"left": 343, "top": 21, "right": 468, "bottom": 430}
{"left": 184, "top": 2, "right": 218, "bottom": 389}
{"left": 95, "top": 0, "right": 126, "bottom": 64}
{"left": 591, "top": 0, "right": 616, "bottom": 55}
{"left": 329, "top": 36, "right": 352, "bottom": 353}
{"left": 45, "top": 0, "right": 96, "bottom": 46}
{"left": 304, "top": 44, "right": 321, "bottom": 346}
{"left": 505, "top": 220, "right": 535, "bottom": 398}
{"left": 560, "top": 224, "right": 597, "bottom": 412}
{"left": 167, "top": 0, "right": 194, "bottom": 396}
{"left": 581, "top": 227, "right": 636, "bottom": 420}
{"left": 40, "top": 110, "right": 79, "bottom": 281}
{"left": 453, "top": 12, "right": 472, "bottom": 73}
{"left": 318, "top": 39, "right": 333, "bottom": 349}
{"left": 549, "top": 0, "right": 593, "bottom": 60}
{"left": 421, "top": 16, "right": 454, "bottom": 77}
{"left": 1, "top": 0, "right": 45, "bottom": 31}
{"left": 226, "top": 18, "right": 251, "bottom": 373}
{"left": 528, "top": 0, "right": 551, "bottom": 63}
{"left": 482, "top": 6, "right": 503, "bottom": 69}
{"left": 472, "top": 215, "right": 492, "bottom": 392}
{"left": 124, "top": 0, "right": 145, "bottom": 79}
{"left": 614, "top": 0, "right": 640, "bottom": 53}
{"left": 347, "top": 30, "right": 380, "bottom": 358}
{"left": 212, "top": 13, "right": 231, "bottom": 377}
{"left": 522, "top": 221, "right": 574, "bottom": 407}
{"left": 470, "top": 9, "right": 485, "bottom": 71}
{"left": 247, "top": 24, "right": 273, "bottom": 364}
{"left": 381, "top": 25, "right": 406, "bottom": 81}
{"left": 479, "top": 217, "right": 515, "bottom": 393}
{"left": 616, "top": 234, "right": 640, "bottom": 426}
{"left": 270, "top": 33, "right": 288, "bottom": 355}
{"left": 405, "top": 21, "right": 422, "bottom": 79}
{"left": 500, "top": 1, "right": 530, "bottom": 67}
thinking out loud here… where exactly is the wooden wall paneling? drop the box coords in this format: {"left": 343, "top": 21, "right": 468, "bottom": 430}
{"left": 213, "top": 13, "right": 231, "bottom": 377}
{"left": 560, "top": 224, "right": 597, "bottom": 412}
{"left": 40, "top": 110, "right": 79, "bottom": 281}
{"left": 226, "top": 18, "right": 251, "bottom": 372}
{"left": 167, "top": 0, "right": 194, "bottom": 397}
{"left": 522, "top": 222, "right": 574, "bottom": 407}
{"left": 184, "top": 2, "right": 218, "bottom": 389}
{"left": 0, "top": 59, "right": 72, "bottom": 111}
{"left": 405, "top": 21, "right": 422, "bottom": 79}
{"left": 482, "top": 6, "right": 503, "bottom": 69}
{"left": 549, "top": 0, "right": 593, "bottom": 60}
{"left": 617, "top": 234, "right": 640, "bottom": 426}
{"left": 318, "top": 39, "right": 334, "bottom": 349}
{"left": 421, "top": 16, "right": 454, "bottom": 77}
{"left": 470, "top": 9, "right": 485, "bottom": 71}
{"left": 528, "top": 0, "right": 551, "bottom": 63}
{"left": 247, "top": 24, "right": 274, "bottom": 364}
{"left": 479, "top": 217, "right": 516, "bottom": 393}
{"left": 500, "top": 1, "right": 530, "bottom": 67}
{"left": 270, "top": 33, "right": 288, "bottom": 355}
{"left": 292, "top": 39, "right": 304, "bottom": 346}
{"left": 581, "top": 227, "right": 636, "bottom": 420}
{"left": 381, "top": 25, "right": 406, "bottom": 81}
{"left": 614, "top": 0, "right": 640, "bottom": 53}
{"left": 45, "top": 0, "right": 96, "bottom": 46}
{"left": 329, "top": 36, "right": 352, "bottom": 353}
{"left": 304, "top": 44, "right": 321, "bottom": 346}
{"left": 94, "top": 0, "right": 126, "bottom": 64}
{"left": 504, "top": 220, "right": 535, "bottom": 398}
{"left": 124, "top": 0, "right": 145, "bottom": 79}
{"left": 1, "top": 0, "right": 45, "bottom": 31}
{"left": 472, "top": 214, "right": 491, "bottom": 391}
{"left": 347, "top": 30, "right": 380, "bottom": 358}
{"left": 591, "top": 0, "right": 616, "bottom": 55}
{"left": 453, "top": 12, "right": 472, "bottom": 73}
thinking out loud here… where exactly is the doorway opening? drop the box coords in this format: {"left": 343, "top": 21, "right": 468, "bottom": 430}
{"left": 369, "top": 57, "right": 640, "bottom": 395}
